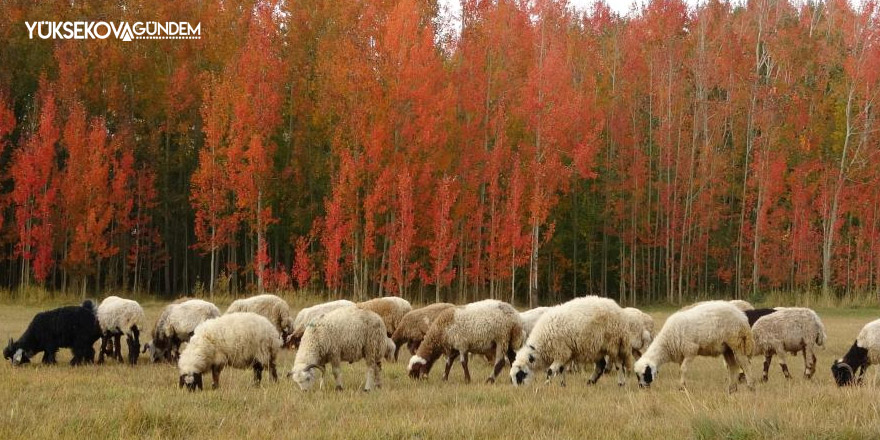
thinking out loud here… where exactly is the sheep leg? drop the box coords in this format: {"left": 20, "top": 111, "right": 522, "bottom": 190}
{"left": 269, "top": 359, "right": 278, "bottom": 382}
{"left": 679, "top": 356, "right": 692, "bottom": 391}
{"left": 43, "top": 347, "right": 58, "bottom": 364}
{"left": 407, "top": 340, "right": 419, "bottom": 356}
{"left": 443, "top": 350, "right": 460, "bottom": 381}
{"left": 588, "top": 357, "right": 607, "bottom": 385}
{"left": 777, "top": 350, "right": 791, "bottom": 379}
{"left": 762, "top": 353, "right": 773, "bottom": 382}
{"left": 113, "top": 333, "right": 123, "bottom": 362}
{"left": 211, "top": 365, "right": 222, "bottom": 389}
{"left": 374, "top": 362, "right": 383, "bottom": 389}
{"left": 802, "top": 347, "right": 816, "bottom": 379}
{"left": 253, "top": 362, "right": 264, "bottom": 386}
{"left": 332, "top": 362, "right": 343, "bottom": 391}
{"left": 127, "top": 327, "right": 140, "bottom": 365}
{"left": 98, "top": 336, "right": 108, "bottom": 364}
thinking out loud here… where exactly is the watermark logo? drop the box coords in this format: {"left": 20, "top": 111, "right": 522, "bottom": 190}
{"left": 25, "top": 21, "right": 201, "bottom": 41}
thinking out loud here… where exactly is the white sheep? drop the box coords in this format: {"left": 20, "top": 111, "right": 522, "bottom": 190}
{"left": 357, "top": 296, "right": 413, "bottom": 336}
{"left": 226, "top": 294, "right": 294, "bottom": 341}
{"left": 96, "top": 296, "right": 146, "bottom": 365}
{"left": 407, "top": 299, "right": 523, "bottom": 384}
{"left": 634, "top": 300, "right": 755, "bottom": 393}
{"left": 289, "top": 299, "right": 355, "bottom": 347}
{"left": 144, "top": 298, "right": 221, "bottom": 363}
{"left": 390, "top": 303, "right": 455, "bottom": 360}
{"left": 178, "top": 312, "right": 282, "bottom": 391}
{"left": 751, "top": 307, "right": 826, "bottom": 381}
{"left": 289, "top": 306, "right": 393, "bottom": 392}
{"left": 832, "top": 318, "right": 880, "bottom": 386}
{"left": 520, "top": 307, "right": 550, "bottom": 338}
{"left": 510, "top": 296, "right": 633, "bottom": 387}
{"left": 682, "top": 299, "right": 755, "bottom": 312}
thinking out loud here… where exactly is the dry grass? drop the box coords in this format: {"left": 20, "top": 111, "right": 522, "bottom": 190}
{"left": 1, "top": 300, "right": 880, "bottom": 439}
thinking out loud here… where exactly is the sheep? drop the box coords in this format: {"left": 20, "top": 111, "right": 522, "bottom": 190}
{"left": 357, "top": 296, "right": 413, "bottom": 337}
{"left": 633, "top": 300, "right": 755, "bottom": 393}
{"left": 750, "top": 307, "right": 826, "bottom": 381}
{"left": 226, "top": 294, "right": 294, "bottom": 342}
{"left": 510, "top": 296, "right": 633, "bottom": 387}
{"left": 390, "top": 303, "right": 455, "bottom": 361}
{"left": 520, "top": 307, "right": 550, "bottom": 338}
{"left": 96, "top": 296, "right": 146, "bottom": 365}
{"left": 831, "top": 318, "right": 880, "bottom": 386}
{"left": 288, "top": 299, "right": 355, "bottom": 347}
{"left": 288, "top": 306, "right": 393, "bottom": 392}
{"left": 407, "top": 299, "right": 523, "bottom": 384}
{"left": 178, "top": 312, "right": 282, "bottom": 391}
{"left": 4, "top": 300, "right": 101, "bottom": 366}
{"left": 144, "top": 298, "right": 221, "bottom": 363}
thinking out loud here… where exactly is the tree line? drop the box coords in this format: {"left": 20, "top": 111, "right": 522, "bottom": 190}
{"left": 0, "top": 0, "right": 878, "bottom": 305}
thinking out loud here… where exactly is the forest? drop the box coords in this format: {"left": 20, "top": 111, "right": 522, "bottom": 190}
{"left": 0, "top": 0, "right": 877, "bottom": 306}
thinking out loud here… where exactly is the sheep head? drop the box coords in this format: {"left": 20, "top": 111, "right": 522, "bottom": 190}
{"left": 290, "top": 364, "right": 324, "bottom": 391}
{"left": 179, "top": 373, "right": 203, "bottom": 391}
{"left": 634, "top": 357, "right": 656, "bottom": 389}
{"left": 510, "top": 346, "right": 538, "bottom": 386}
{"left": 407, "top": 355, "right": 429, "bottom": 379}
{"left": 831, "top": 360, "right": 854, "bottom": 386}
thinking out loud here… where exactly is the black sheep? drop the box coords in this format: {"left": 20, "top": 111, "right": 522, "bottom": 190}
{"left": 744, "top": 308, "right": 778, "bottom": 327}
{"left": 3, "top": 300, "right": 102, "bottom": 366}
{"left": 831, "top": 342, "right": 870, "bottom": 386}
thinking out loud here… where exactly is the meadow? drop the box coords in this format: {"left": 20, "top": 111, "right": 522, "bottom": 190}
{"left": 1, "top": 299, "right": 879, "bottom": 439}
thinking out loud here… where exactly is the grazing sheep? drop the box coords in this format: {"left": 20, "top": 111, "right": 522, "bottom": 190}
{"left": 750, "top": 307, "right": 826, "bottom": 381}
{"left": 178, "top": 312, "right": 282, "bottom": 391}
{"left": 634, "top": 301, "right": 755, "bottom": 393}
{"left": 520, "top": 307, "right": 550, "bottom": 338}
{"left": 510, "top": 296, "right": 633, "bottom": 387}
{"left": 289, "top": 306, "right": 393, "bottom": 392}
{"left": 744, "top": 308, "right": 778, "bottom": 326}
{"left": 144, "top": 299, "right": 220, "bottom": 363}
{"left": 390, "top": 303, "right": 455, "bottom": 361}
{"left": 357, "top": 297, "right": 412, "bottom": 337}
{"left": 289, "top": 299, "right": 356, "bottom": 347}
{"left": 4, "top": 300, "right": 101, "bottom": 366}
{"left": 226, "top": 294, "right": 294, "bottom": 342}
{"left": 97, "top": 296, "right": 146, "bottom": 365}
{"left": 407, "top": 299, "right": 523, "bottom": 384}
{"left": 832, "top": 318, "right": 880, "bottom": 386}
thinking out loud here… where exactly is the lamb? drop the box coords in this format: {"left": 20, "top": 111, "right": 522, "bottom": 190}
{"left": 288, "top": 299, "right": 355, "bottom": 347}
{"left": 357, "top": 296, "right": 413, "bottom": 336}
{"left": 407, "top": 299, "right": 523, "bottom": 384}
{"left": 510, "top": 296, "right": 633, "bottom": 387}
{"left": 831, "top": 318, "right": 880, "bottom": 386}
{"left": 390, "top": 303, "right": 455, "bottom": 361}
{"left": 4, "top": 300, "right": 101, "bottom": 366}
{"left": 750, "top": 307, "right": 826, "bottom": 381}
{"left": 288, "top": 306, "right": 394, "bottom": 392}
{"left": 96, "top": 296, "right": 146, "bottom": 365}
{"left": 520, "top": 307, "right": 550, "bottom": 338}
{"left": 144, "top": 298, "right": 221, "bottom": 363}
{"left": 226, "top": 294, "right": 294, "bottom": 341}
{"left": 633, "top": 300, "right": 755, "bottom": 393}
{"left": 178, "top": 312, "right": 282, "bottom": 391}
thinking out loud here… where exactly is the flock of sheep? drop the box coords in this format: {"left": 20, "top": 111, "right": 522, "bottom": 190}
{"left": 3, "top": 293, "right": 879, "bottom": 392}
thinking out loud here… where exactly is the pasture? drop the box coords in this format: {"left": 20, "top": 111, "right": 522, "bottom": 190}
{"left": 1, "top": 300, "right": 879, "bottom": 439}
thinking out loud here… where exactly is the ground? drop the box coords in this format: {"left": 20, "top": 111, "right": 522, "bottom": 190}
{"left": 1, "top": 299, "right": 879, "bottom": 439}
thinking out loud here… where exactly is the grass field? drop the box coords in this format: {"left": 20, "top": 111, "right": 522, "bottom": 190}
{"left": 2, "top": 300, "right": 880, "bottom": 439}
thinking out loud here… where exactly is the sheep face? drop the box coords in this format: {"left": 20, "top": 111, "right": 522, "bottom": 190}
{"left": 633, "top": 358, "right": 656, "bottom": 388}
{"left": 4, "top": 340, "right": 31, "bottom": 366}
{"left": 510, "top": 349, "right": 538, "bottom": 386}
{"left": 290, "top": 365, "right": 322, "bottom": 391}
{"left": 144, "top": 340, "right": 173, "bottom": 363}
{"left": 832, "top": 342, "right": 869, "bottom": 386}
{"left": 179, "top": 372, "right": 203, "bottom": 391}
{"left": 407, "top": 355, "right": 428, "bottom": 379}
